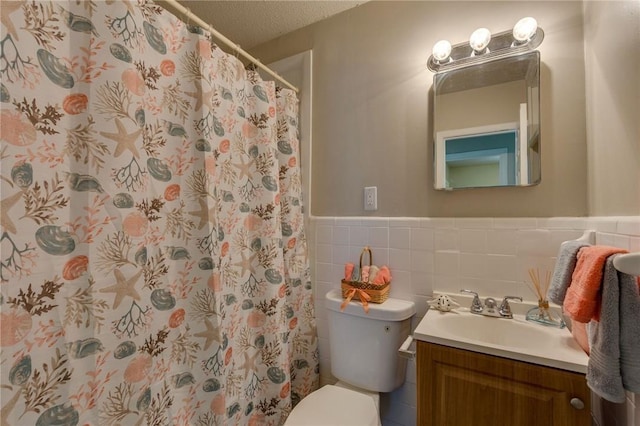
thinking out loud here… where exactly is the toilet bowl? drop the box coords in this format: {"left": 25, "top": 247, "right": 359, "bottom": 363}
{"left": 284, "top": 289, "right": 415, "bottom": 425}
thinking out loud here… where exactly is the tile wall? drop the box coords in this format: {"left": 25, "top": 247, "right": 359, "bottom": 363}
{"left": 308, "top": 216, "right": 640, "bottom": 426}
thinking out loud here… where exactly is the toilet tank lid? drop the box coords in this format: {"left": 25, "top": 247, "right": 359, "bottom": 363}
{"left": 325, "top": 289, "right": 416, "bottom": 321}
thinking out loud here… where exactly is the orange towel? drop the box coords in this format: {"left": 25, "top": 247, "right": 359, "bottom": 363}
{"left": 571, "top": 321, "right": 590, "bottom": 355}
{"left": 344, "top": 263, "right": 354, "bottom": 281}
{"left": 372, "top": 266, "right": 391, "bottom": 285}
{"left": 563, "top": 245, "right": 628, "bottom": 323}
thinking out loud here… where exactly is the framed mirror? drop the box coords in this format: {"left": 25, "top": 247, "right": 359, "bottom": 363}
{"left": 433, "top": 51, "right": 541, "bottom": 190}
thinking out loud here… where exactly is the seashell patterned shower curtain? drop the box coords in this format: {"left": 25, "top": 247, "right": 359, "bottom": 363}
{"left": 0, "top": 1, "right": 319, "bottom": 424}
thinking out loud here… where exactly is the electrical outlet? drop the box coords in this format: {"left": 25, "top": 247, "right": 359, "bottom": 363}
{"left": 364, "top": 186, "right": 377, "bottom": 211}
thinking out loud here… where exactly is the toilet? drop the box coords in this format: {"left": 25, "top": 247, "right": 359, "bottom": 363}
{"left": 285, "top": 289, "right": 416, "bottom": 425}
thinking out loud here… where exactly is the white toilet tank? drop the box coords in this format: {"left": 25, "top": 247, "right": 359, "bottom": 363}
{"left": 325, "top": 289, "right": 416, "bottom": 393}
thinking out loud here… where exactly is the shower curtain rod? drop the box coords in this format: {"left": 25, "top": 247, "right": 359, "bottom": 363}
{"left": 162, "top": 0, "right": 298, "bottom": 92}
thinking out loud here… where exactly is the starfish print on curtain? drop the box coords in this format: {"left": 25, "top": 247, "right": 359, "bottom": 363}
{"left": 0, "top": 1, "right": 319, "bottom": 424}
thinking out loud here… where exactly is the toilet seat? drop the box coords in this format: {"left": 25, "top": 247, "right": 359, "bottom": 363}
{"left": 284, "top": 385, "right": 380, "bottom": 426}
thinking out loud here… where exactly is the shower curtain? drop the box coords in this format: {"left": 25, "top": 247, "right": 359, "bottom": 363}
{"left": 0, "top": 1, "right": 318, "bottom": 424}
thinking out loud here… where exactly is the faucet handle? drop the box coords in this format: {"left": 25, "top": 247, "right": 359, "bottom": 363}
{"left": 499, "top": 296, "right": 523, "bottom": 318}
{"left": 460, "top": 289, "right": 483, "bottom": 314}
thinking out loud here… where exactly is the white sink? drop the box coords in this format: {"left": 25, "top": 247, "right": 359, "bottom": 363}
{"left": 413, "top": 308, "right": 589, "bottom": 373}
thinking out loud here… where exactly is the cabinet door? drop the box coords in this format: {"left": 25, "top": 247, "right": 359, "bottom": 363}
{"left": 417, "top": 341, "right": 591, "bottom": 426}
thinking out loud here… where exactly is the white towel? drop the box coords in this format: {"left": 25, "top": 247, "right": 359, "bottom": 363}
{"left": 548, "top": 240, "right": 590, "bottom": 305}
{"left": 586, "top": 255, "right": 640, "bottom": 402}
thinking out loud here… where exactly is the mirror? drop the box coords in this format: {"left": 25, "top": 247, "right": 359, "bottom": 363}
{"left": 433, "top": 51, "right": 540, "bottom": 190}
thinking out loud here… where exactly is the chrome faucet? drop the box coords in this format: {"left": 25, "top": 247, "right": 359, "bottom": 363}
{"left": 484, "top": 297, "right": 499, "bottom": 316}
{"left": 460, "top": 290, "right": 522, "bottom": 318}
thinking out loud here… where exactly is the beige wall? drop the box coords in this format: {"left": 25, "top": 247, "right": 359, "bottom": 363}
{"left": 582, "top": 3, "right": 640, "bottom": 424}
{"left": 251, "top": 1, "right": 590, "bottom": 217}
{"left": 584, "top": 1, "right": 640, "bottom": 216}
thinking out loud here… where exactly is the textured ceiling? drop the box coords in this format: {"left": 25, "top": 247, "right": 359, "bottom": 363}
{"left": 161, "top": 1, "right": 367, "bottom": 49}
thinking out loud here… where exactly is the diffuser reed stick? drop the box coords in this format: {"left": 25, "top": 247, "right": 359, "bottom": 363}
{"left": 525, "top": 267, "right": 565, "bottom": 328}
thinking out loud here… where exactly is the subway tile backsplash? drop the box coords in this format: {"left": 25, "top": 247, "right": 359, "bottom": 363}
{"left": 309, "top": 216, "right": 640, "bottom": 426}
{"left": 312, "top": 216, "right": 640, "bottom": 306}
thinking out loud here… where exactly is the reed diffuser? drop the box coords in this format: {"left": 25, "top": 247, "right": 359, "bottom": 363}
{"left": 525, "top": 268, "right": 565, "bottom": 328}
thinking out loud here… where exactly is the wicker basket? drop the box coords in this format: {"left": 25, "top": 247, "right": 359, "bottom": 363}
{"left": 341, "top": 247, "right": 390, "bottom": 305}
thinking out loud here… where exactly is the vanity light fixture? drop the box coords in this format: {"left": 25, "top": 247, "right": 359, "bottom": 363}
{"left": 432, "top": 39, "right": 452, "bottom": 62}
{"left": 469, "top": 28, "right": 492, "bottom": 54}
{"left": 427, "top": 17, "right": 544, "bottom": 72}
{"left": 513, "top": 17, "right": 538, "bottom": 44}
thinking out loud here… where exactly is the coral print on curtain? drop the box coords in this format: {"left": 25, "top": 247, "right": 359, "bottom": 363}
{"left": 0, "top": 0, "right": 319, "bottom": 424}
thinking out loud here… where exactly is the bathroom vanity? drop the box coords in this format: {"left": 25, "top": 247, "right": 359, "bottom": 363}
{"left": 414, "top": 308, "right": 591, "bottom": 425}
{"left": 416, "top": 342, "right": 590, "bottom": 425}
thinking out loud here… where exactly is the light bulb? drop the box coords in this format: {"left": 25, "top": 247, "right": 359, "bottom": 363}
{"left": 432, "top": 40, "right": 452, "bottom": 62}
{"left": 469, "top": 28, "right": 491, "bottom": 53}
{"left": 513, "top": 17, "right": 538, "bottom": 42}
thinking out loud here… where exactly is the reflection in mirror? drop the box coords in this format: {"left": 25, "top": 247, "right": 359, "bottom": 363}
{"left": 433, "top": 52, "right": 541, "bottom": 190}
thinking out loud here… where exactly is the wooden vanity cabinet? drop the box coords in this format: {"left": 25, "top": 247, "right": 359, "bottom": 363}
{"left": 416, "top": 341, "right": 591, "bottom": 426}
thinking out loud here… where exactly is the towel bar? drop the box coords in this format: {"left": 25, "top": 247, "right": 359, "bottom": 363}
{"left": 575, "top": 230, "right": 595, "bottom": 244}
{"left": 560, "top": 230, "right": 639, "bottom": 275}
{"left": 613, "top": 253, "right": 640, "bottom": 277}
